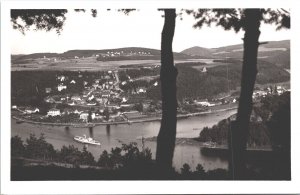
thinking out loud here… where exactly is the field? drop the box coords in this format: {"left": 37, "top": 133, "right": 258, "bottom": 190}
{"left": 11, "top": 56, "right": 223, "bottom": 71}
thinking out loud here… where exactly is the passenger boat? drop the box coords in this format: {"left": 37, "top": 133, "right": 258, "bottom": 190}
{"left": 74, "top": 134, "right": 101, "bottom": 146}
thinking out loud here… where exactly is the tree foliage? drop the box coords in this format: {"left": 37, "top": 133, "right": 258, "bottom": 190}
{"left": 11, "top": 9, "right": 68, "bottom": 34}
{"left": 185, "top": 8, "right": 290, "bottom": 32}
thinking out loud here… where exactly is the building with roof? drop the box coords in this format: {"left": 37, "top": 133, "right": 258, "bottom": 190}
{"left": 47, "top": 108, "right": 61, "bottom": 116}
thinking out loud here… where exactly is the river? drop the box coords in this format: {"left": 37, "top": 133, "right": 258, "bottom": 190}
{"left": 11, "top": 108, "right": 236, "bottom": 171}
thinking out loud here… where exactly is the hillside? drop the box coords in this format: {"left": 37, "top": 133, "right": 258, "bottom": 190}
{"left": 180, "top": 46, "right": 213, "bottom": 58}
{"left": 180, "top": 40, "right": 290, "bottom": 68}
{"left": 147, "top": 59, "right": 290, "bottom": 100}
{"left": 11, "top": 47, "right": 199, "bottom": 64}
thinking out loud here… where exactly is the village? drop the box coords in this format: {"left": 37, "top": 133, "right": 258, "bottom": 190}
{"left": 11, "top": 67, "right": 290, "bottom": 125}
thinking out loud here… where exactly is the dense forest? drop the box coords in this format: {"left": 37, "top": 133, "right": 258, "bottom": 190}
{"left": 147, "top": 60, "right": 290, "bottom": 100}
{"left": 198, "top": 92, "right": 290, "bottom": 148}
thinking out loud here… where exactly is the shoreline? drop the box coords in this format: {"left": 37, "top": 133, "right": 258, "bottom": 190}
{"left": 144, "top": 136, "right": 272, "bottom": 152}
{"left": 12, "top": 106, "right": 237, "bottom": 128}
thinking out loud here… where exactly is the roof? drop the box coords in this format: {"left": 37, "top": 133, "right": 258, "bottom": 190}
{"left": 49, "top": 108, "right": 60, "bottom": 112}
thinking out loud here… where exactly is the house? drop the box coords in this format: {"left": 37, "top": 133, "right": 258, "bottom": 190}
{"left": 25, "top": 107, "right": 39, "bottom": 114}
{"left": 202, "top": 67, "right": 207, "bottom": 73}
{"left": 74, "top": 109, "right": 82, "bottom": 114}
{"left": 123, "top": 111, "right": 144, "bottom": 120}
{"left": 92, "top": 84, "right": 99, "bottom": 89}
{"left": 47, "top": 108, "right": 61, "bottom": 116}
{"left": 153, "top": 81, "right": 158, "bottom": 86}
{"left": 71, "top": 95, "right": 81, "bottom": 101}
{"left": 80, "top": 112, "right": 89, "bottom": 121}
{"left": 195, "top": 101, "right": 214, "bottom": 107}
{"left": 68, "top": 101, "right": 76, "bottom": 106}
{"left": 121, "top": 97, "right": 128, "bottom": 103}
{"left": 88, "top": 95, "right": 95, "bottom": 101}
{"left": 95, "top": 79, "right": 100, "bottom": 84}
{"left": 45, "top": 88, "right": 52, "bottom": 93}
{"left": 101, "top": 91, "right": 110, "bottom": 98}
{"left": 45, "top": 96, "right": 56, "bottom": 103}
{"left": 137, "top": 87, "right": 147, "bottom": 94}
{"left": 57, "top": 75, "right": 66, "bottom": 82}
{"left": 57, "top": 84, "right": 67, "bottom": 92}
{"left": 91, "top": 113, "right": 96, "bottom": 119}
{"left": 70, "top": 80, "right": 76, "bottom": 84}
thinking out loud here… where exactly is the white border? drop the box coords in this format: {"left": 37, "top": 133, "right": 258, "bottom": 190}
{"left": 1, "top": 0, "right": 300, "bottom": 194}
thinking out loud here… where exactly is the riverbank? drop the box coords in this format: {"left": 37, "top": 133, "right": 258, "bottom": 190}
{"left": 145, "top": 136, "right": 272, "bottom": 152}
{"left": 12, "top": 106, "right": 237, "bottom": 127}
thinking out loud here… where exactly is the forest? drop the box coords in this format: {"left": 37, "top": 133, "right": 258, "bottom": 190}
{"left": 198, "top": 92, "right": 290, "bottom": 148}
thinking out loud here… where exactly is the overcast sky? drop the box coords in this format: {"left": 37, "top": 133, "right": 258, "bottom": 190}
{"left": 11, "top": 9, "right": 290, "bottom": 54}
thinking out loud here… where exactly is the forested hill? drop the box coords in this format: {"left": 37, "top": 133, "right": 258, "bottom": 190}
{"left": 198, "top": 92, "right": 290, "bottom": 148}
{"left": 180, "top": 40, "right": 290, "bottom": 68}
{"left": 147, "top": 59, "right": 290, "bottom": 100}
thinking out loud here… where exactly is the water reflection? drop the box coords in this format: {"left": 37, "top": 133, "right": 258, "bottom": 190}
{"left": 106, "top": 125, "right": 111, "bottom": 137}
{"left": 64, "top": 126, "right": 70, "bottom": 135}
{"left": 89, "top": 127, "right": 94, "bottom": 138}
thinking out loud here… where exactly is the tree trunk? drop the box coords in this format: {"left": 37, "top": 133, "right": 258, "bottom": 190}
{"left": 156, "top": 9, "right": 177, "bottom": 174}
{"left": 228, "top": 9, "right": 261, "bottom": 179}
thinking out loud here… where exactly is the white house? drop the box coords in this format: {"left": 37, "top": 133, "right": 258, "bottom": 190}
{"left": 25, "top": 108, "right": 39, "bottom": 114}
{"left": 68, "top": 101, "right": 76, "bottom": 106}
{"left": 71, "top": 96, "right": 81, "bottom": 101}
{"left": 202, "top": 67, "right": 207, "bottom": 73}
{"left": 80, "top": 112, "right": 89, "bottom": 121}
{"left": 88, "top": 95, "right": 95, "bottom": 101}
{"left": 121, "top": 97, "right": 128, "bottom": 103}
{"left": 57, "top": 76, "right": 66, "bottom": 82}
{"left": 57, "top": 84, "right": 67, "bottom": 92}
{"left": 74, "top": 109, "right": 82, "bottom": 114}
{"left": 47, "top": 108, "right": 61, "bottom": 116}
{"left": 195, "top": 101, "right": 214, "bottom": 107}
{"left": 70, "top": 80, "right": 76, "bottom": 84}
{"left": 137, "top": 87, "right": 147, "bottom": 94}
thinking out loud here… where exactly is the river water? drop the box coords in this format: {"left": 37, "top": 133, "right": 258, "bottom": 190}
{"left": 11, "top": 109, "right": 236, "bottom": 171}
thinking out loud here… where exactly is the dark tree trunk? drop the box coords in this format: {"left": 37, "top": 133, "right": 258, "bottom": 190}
{"left": 156, "top": 9, "right": 177, "bottom": 174}
{"left": 228, "top": 9, "right": 261, "bottom": 179}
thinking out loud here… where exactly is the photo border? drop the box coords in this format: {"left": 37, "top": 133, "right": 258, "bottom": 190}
{"left": 1, "top": 0, "right": 300, "bottom": 194}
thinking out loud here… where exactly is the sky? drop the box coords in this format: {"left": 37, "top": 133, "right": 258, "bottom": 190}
{"left": 11, "top": 9, "right": 290, "bottom": 54}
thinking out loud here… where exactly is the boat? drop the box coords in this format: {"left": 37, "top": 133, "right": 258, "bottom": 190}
{"left": 74, "top": 134, "right": 101, "bottom": 146}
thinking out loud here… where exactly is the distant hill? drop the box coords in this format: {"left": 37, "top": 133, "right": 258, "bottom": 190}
{"left": 11, "top": 47, "right": 199, "bottom": 64}
{"left": 180, "top": 46, "right": 213, "bottom": 58}
{"left": 180, "top": 40, "right": 290, "bottom": 68}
